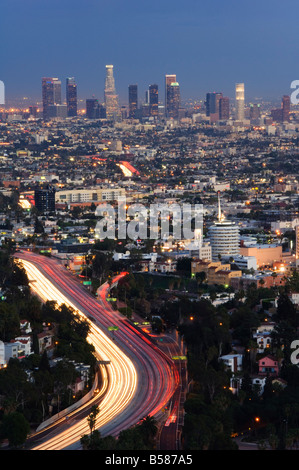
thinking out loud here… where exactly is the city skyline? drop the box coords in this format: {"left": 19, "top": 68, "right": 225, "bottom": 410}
{"left": 1, "top": 0, "right": 299, "bottom": 455}
{"left": 1, "top": 66, "right": 295, "bottom": 109}
{"left": 15, "top": 72, "right": 295, "bottom": 123}
{"left": 0, "top": 0, "right": 297, "bottom": 103}
{"left": 3, "top": 70, "right": 294, "bottom": 113}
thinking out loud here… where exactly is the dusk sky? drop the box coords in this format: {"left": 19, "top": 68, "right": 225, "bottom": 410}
{"left": 0, "top": 0, "right": 297, "bottom": 105}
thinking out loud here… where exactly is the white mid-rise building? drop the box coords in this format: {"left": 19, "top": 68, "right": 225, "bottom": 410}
{"left": 208, "top": 194, "right": 240, "bottom": 261}
{"left": 222, "top": 254, "right": 257, "bottom": 271}
{"left": 56, "top": 187, "right": 125, "bottom": 204}
{"left": 271, "top": 219, "right": 299, "bottom": 233}
{"left": 209, "top": 220, "right": 240, "bottom": 261}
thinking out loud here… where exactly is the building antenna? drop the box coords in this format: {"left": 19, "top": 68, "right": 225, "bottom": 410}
{"left": 217, "top": 191, "right": 222, "bottom": 222}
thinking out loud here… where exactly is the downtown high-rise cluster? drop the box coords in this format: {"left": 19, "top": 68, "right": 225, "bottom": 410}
{"left": 41, "top": 66, "right": 182, "bottom": 122}
{"left": 41, "top": 77, "right": 78, "bottom": 120}
{"left": 41, "top": 67, "right": 291, "bottom": 125}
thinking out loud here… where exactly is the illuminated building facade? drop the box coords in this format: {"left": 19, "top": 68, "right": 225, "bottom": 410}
{"left": 208, "top": 193, "right": 240, "bottom": 261}
{"left": 165, "top": 74, "right": 176, "bottom": 117}
{"left": 104, "top": 65, "right": 120, "bottom": 121}
{"left": 34, "top": 186, "right": 56, "bottom": 213}
{"left": 235, "top": 83, "right": 245, "bottom": 121}
{"left": 149, "top": 84, "right": 158, "bottom": 117}
{"left": 167, "top": 82, "right": 180, "bottom": 119}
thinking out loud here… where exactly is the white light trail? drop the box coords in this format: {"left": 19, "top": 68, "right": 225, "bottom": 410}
{"left": 19, "top": 259, "right": 138, "bottom": 450}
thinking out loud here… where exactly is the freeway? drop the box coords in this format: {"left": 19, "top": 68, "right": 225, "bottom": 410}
{"left": 16, "top": 252, "right": 178, "bottom": 450}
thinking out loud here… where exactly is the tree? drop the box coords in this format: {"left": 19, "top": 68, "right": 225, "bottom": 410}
{"left": 0, "top": 359, "right": 31, "bottom": 412}
{"left": 140, "top": 415, "right": 158, "bottom": 444}
{"left": 33, "top": 369, "right": 53, "bottom": 421}
{"left": 240, "top": 372, "right": 253, "bottom": 396}
{"left": 87, "top": 405, "right": 100, "bottom": 435}
{"left": 1, "top": 412, "right": 30, "bottom": 447}
{"left": 34, "top": 217, "right": 44, "bottom": 234}
{"left": 196, "top": 271, "right": 207, "bottom": 286}
{"left": 176, "top": 257, "right": 192, "bottom": 274}
{"left": 53, "top": 360, "right": 78, "bottom": 396}
{"left": 276, "top": 293, "right": 298, "bottom": 326}
{"left": 0, "top": 303, "right": 20, "bottom": 342}
{"left": 39, "top": 350, "right": 51, "bottom": 373}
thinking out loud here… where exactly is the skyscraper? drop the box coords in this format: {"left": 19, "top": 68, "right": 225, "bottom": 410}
{"left": 206, "top": 92, "right": 222, "bottom": 118}
{"left": 104, "top": 65, "right": 120, "bottom": 121}
{"left": 149, "top": 84, "right": 158, "bottom": 117}
{"left": 271, "top": 95, "right": 291, "bottom": 123}
{"left": 235, "top": 83, "right": 245, "bottom": 121}
{"left": 47, "top": 104, "right": 67, "bottom": 119}
{"left": 282, "top": 95, "right": 290, "bottom": 122}
{"left": 165, "top": 74, "right": 177, "bottom": 117}
{"left": 66, "top": 77, "right": 77, "bottom": 117}
{"left": 42, "top": 77, "right": 61, "bottom": 120}
{"left": 167, "top": 82, "right": 180, "bottom": 119}
{"left": 205, "top": 93, "right": 211, "bottom": 116}
{"left": 86, "top": 98, "right": 106, "bottom": 119}
{"left": 249, "top": 103, "right": 261, "bottom": 121}
{"left": 128, "top": 84, "right": 138, "bottom": 118}
{"left": 219, "top": 96, "right": 230, "bottom": 120}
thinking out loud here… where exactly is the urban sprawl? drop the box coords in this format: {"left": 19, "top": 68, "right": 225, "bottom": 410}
{"left": 1, "top": 67, "right": 299, "bottom": 450}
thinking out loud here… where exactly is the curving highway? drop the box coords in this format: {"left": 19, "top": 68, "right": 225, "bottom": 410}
{"left": 16, "top": 252, "right": 178, "bottom": 450}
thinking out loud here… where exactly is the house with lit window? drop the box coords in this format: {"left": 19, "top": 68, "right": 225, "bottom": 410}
{"left": 258, "top": 355, "right": 279, "bottom": 377}
{"left": 253, "top": 330, "right": 272, "bottom": 353}
{"left": 251, "top": 321, "right": 276, "bottom": 353}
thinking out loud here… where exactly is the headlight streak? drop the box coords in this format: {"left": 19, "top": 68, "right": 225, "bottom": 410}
{"left": 17, "top": 254, "right": 177, "bottom": 451}
{"left": 20, "top": 259, "right": 138, "bottom": 450}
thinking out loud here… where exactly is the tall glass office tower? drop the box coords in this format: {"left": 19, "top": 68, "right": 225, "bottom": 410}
{"left": 165, "top": 74, "right": 177, "bottom": 117}
{"left": 235, "top": 83, "right": 245, "bottom": 121}
{"left": 66, "top": 77, "right": 77, "bottom": 117}
{"left": 104, "top": 65, "right": 120, "bottom": 121}
{"left": 206, "top": 92, "right": 222, "bottom": 117}
{"left": 149, "top": 84, "right": 158, "bottom": 117}
{"left": 168, "top": 82, "right": 180, "bottom": 119}
{"left": 42, "top": 77, "right": 61, "bottom": 120}
{"left": 128, "top": 84, "right": 138, "bottom": 118}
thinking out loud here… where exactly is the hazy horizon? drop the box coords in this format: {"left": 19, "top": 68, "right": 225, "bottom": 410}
{"left": 0, "top": 0, "right": 297, "bottom": 105}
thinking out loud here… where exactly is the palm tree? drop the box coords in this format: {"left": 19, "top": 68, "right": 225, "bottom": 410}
{"left": 140, "top": 415, "right": 158, "bottom": 443}
{"left": 87, "top": 405, "right": 100, "bottom": 435}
